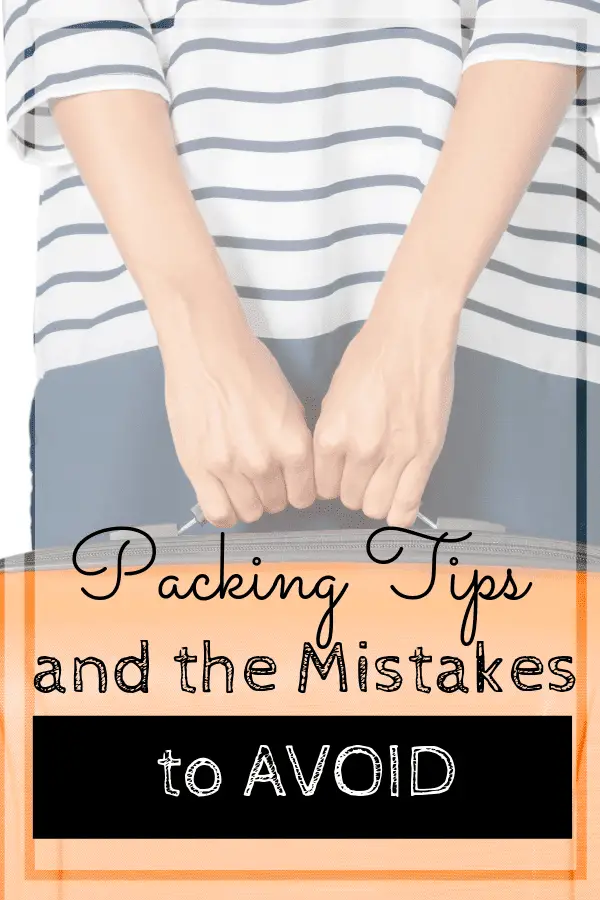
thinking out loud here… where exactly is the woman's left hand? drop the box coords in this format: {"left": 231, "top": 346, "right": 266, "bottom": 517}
{"left": 313, "top": 294, "right": 460, "bottom": 526}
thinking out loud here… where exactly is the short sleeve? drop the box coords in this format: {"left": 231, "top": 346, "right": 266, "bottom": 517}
{"left": 463, "top": 0, "right": 600, "bottom": 117}
{"left": 3, "top": 0, "right": 171, "bottom": 166}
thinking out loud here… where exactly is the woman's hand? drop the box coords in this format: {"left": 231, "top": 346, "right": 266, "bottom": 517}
{"left": 311, "top": 57, "right": 580, "bottom": 528}
{"left": 49, "top": 91, "right": 316, "bottom": 529}
{"left": 163, "top": 322, "right": 316, "bottom": 529}
{"left": 313, "top": 294, "right": 459, "bottom": 526}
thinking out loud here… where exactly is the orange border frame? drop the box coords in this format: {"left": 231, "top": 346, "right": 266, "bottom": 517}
{"left": 1, "top": 568, "right": 5, "bottom": 896}
{"left": 5, "top": 562, "right": 586, "bottom": 883}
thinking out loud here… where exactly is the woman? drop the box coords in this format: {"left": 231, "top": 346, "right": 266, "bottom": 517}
{"left": 3, "top": 0, "right": 600, "bottom": 547}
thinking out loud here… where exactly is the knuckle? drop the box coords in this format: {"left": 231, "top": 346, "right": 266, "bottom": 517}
{"left": 387, "top": 508, "right": 418, "bottom": 529}
{"left": 404, "top": 490, "right": 424, "bottom": 511}
{"left": 423, "top": 437, "right": 444, "bottom": 465}
{"left": 289, "top": 482, "right": 316, "bottom": 509}
{"left": 340, "top": 491, "right": 362, "bottom": 512}
{"left": 265, "top": 498, "right": 287, "bottom": 515}
{"left": 239, "top": 503, "right": 263, "bottom": 524}
{"left": 246, "top": 456, "right": 273, "bottom": 479}
{"left": 206, "top": 450, "right": 234, "bottom": 476}
{"left": 315, "top": 474, "right": 338, "bottom": 500}
{"left": 362, "top": 501, "right": 388, "bottom": 521}
{"left": 316, "top": 489, "right": 337, "bottom": 501}
{"left": 314, "top": 429, "right": 343, "bottom": 455}
{"left": 206, "top": 510, "right": 236, "bottom": 529}
{"left": 396, "top": 482, "right": 425, "bottom": 513}
{"left": 350, "top": 440, "right": 381, "bottom": 463}
{"left": 390, "top": 431, "right": 418, "bottom": 460}
{"left": 401, "top": 443, "right": 419, "bottom": 464}
{"left": 291, "top": 495, "right": 315, "bottom": 510}
{"left": 280, "top": 436, "right": 310, "bottom": 466}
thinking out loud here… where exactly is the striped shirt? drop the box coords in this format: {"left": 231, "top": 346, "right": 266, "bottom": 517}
{"left": 4, "top": 0, "right": 600, "bottom": 385}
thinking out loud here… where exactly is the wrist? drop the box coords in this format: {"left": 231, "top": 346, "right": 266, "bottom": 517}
{"left": 372, "top": 218, "right": 477, "bottom": 326}
{"left": 370, "top": 275, "right": 465, "bottom": 333}
{"left": 150, "top": 283, "right": 254, "bottom": 369}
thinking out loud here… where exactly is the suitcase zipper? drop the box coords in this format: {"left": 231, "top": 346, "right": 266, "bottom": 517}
{"left": 1, "top": 527, "right": 597, "bottom": 572}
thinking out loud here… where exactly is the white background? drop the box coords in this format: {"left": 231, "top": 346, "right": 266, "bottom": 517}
{"left": 0, "top": 66, "right": 38, "bottom": 559}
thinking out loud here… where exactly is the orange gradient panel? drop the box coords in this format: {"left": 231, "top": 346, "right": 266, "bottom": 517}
{"left": 1, "top": 556, "right": 597, "bottom": 899}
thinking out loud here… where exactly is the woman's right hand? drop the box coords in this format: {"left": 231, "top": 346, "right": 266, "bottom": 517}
{"left": 48, "top": 89, "right": 315, "bottom": 527}
{"left": 162, "top": 323, "right": 316, "bottom": 529}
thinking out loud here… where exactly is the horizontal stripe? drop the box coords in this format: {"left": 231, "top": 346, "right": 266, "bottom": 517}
{"left": 33, "top": 305, "right": 600, "bottom": 385}
{"left": 553, "top": 136, "right": 600, "bottom": 175}
{"left": 170, "top": 84, "right": 452, "bottom": 147}
{"left": 550, "top": 0, "right": 600, "bottom": 14}
{"left": 151, "top": 0, "right": 198, "bottom": 31}
{"left": 486, "top": 258, "right": 600, "bottom": 299}
{"left": 34, "top": 232, "right": 600, "bottom": 335}
{"left": 506, "top": 223, "right": 600, "bottom": 255}
{"left": 38, "top": 172, "right": 426, "bottom": 206}
{"left": 38, "top": 223, "right": 109, "bottom": 251}
{"left": 177, "top": 126, "right": 444, "bottom": 156}
{"left": 33, "top": 284, "right": 600, "bottom": 351}
{"left": 8, "top": 64, "right": 167, "bottom": 123}
{"left": 37, "top": 265, "right": 127, "bottom": 298}
{"left": 7, "top": 20, "right": 154, "bottom": 79}
{"left": 33, "top": 311, "right": 159, "bottom": 377}
{"left": 465, "top": 298, "right": 600, "bottom": 348}
{"left": 469, "top": 32, "right": 600, "bottom": 55}
{"left": 170, "top": 76, "right": 456, "bottom": 112}
{"left": 37, "top": 266, "right": 386, "bottom": 303}
{"left": 40, "top": 176, "right": 84, "bottom": 204}
{"left": 528, "top": 181, "right": 600, "bottom": 215}
{"left": 36, "top": 230, "right": 600, "bottom": 328}
{"left": 238, "top": 270, "right": 384, "bottom": 301}
{"left": 151, "top": 4, "right": 472, "bottom": 37}
{"left": 38, "top": 218, "right": 600, "bottom": 256}
{"left": 150, "top": 17, "right": 175, "bottom": 32}
{"left": 39, "top": 167, "right": 597, "bottom": 209}
{"left": 3, "top": 0, "right": 40, "bottom": 38}
{"left": 12, "top": 131, "right": 62, "bottom": 153}
{"left": 38, "top": 222, "right": 407, "bottom": 254}
{"left": 215, "top": 224, "right": 404, "bottom": 251}
{"left": 457, "top": 314, "right": 600, "bottom": 383}
{"left": 34, "top": 301, "right": 147, "bottom": 343}
{"left": 151, "top": 0, "right": 326, "bottom": 30}
{"left": 192, "top": 174, "right": 425, "bottom": 202}
{"left": 166, "top": 27, "right": 463, "bottom": 72}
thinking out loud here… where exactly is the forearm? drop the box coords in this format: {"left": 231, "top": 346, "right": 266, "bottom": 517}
{"left": 51, "top": 90, "right": 250, "bottom": 361}
{"left": 374, "top": 60, "right": 579, "bottom": 322}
